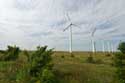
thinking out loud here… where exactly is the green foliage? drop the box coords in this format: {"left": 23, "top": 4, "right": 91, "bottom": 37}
{"left": 94, "top": 59, "right": 104, "bottom": 64}
{"left": 40, "top": 69, "right": 57, "bottom": 83}
{"left": 23, "top": 50, "right": 31, "bottom": 62}
{"left": 118, "top": 42, "right": 125, "bottom": 54}
{"left": 86, "top": 56, "right": 103, "bottom": 64}
{"left": 70, "top": 53, "right": 75, "bottom": 58}
{"left": 114, "top": 42, "right": 125, "bottom": 83}
{"left": 105, "top": 53, "right": 111, "bottom": 57}
{"left": 114, "top": 52, "right": 123, "bottom": 67}
{"left": 19, "top": 46, "right": 57, "bottom": 83}
{"left": 0, "top": 50, "right": 6, "bottom": 54}
{"left": 61, "top": 55, "right": 65, "bottom": 58}
{"left": 0, "top": 51, "right": 119, "bottom": 83}
{"left": 29, "top": 46, "right": 53, "bottom": 77}
{"left": 86, "top": 56, "right": 95, "bottom": 63}
{"left": 16, "top": 66, "right": 30, "bottom": 83}
{"left": 0, "top": 45, "right": 20, "bottom": 61}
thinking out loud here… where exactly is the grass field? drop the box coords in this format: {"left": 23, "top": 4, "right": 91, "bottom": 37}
{"left": 0, "top": 51, "right": 119, "bottom": 83}
{"left": 52, "top": 52, "right": 118, "bottom": 83}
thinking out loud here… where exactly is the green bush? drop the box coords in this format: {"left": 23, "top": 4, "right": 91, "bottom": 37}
{"left": 40, "top": 69, "right": 57, "bottom": 83}
{"left": 114, "top": 42, "right": 125, "bottom": 83}
{"left": 105, "top": 53, "right": 111, "bottom": 57}
{"left": 95, "top": 59, "right": 104, "bottom": 64}
{"left": 118, "top": 42, "right": 125, "bottom": 54}
{"left": 29, "top": 46, "right": 53, "bottom": 77}
{"left": 86, "top": 56, "right": 95, "bottom": 63}
{"left": 70, "top": 53, "right": 75, "bottom": 58}
{"left": 16, "top": 66, "right": 30, "bottom": 83}
{"left": 0, "top": 45, "right": 20, "bottom": 61}
{"left": 114, "top": 52, "right": 123, "bottom": 67}
{"left": 61, "top": 55, "right": 65, "bottom": 58}
{"left": 21, "top": 46, "right": 58, "bottom": 83}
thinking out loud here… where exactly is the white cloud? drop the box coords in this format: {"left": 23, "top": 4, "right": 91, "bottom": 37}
{"left": 0, "top": 0, "right": 125, "bottom": 51}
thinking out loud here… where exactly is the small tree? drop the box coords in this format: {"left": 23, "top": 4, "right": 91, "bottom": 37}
{"left": 29, "top": 46, "right": 53, "bottom": 77}
{"left": 118, "top": 42, "right": 125, "bottom": 54}
{"left": 0, "top": 45, "right": 20, "bottom": 61}
{"left": 17, "top": 46, "right": 57, "bottom": 83}
{"left": 114, "top": 42, "right": 125, "bottom": 83}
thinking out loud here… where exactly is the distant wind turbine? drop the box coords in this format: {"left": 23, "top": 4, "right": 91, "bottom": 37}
{"left": 63, "top": 13, "right": 80, "bottom": 54}
{"left": 111, "top": 42, "right": 114, "bottom": 53}
{"left": 91, "top": 28, "right": 96, "bottom": 53}
{"left": 102, "top": 40, "right": 105, "bottom": 53}
{"left": 100, "top": 28, "right": 118, "bottom": 53}
{"left": 107, "top": 41, "right": 111, "bottom": 53}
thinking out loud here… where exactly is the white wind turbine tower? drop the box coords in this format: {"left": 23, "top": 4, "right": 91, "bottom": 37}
{"left": 107, "top": 40, "right": 111, "bottom": 53}
{"left": 102, "top": 40, "right": 105, "bottom": 52}
{"left": 111, "top": 42, "right": 114, "bottom": 53}
{"left": 110, "top": 41, "right": 114, "bottom": 53}
{"left": 63, "top": 13, "right": 80, "bottom": 54}
{"left": 91, "top": 28, "right": 96, "bottom": 53}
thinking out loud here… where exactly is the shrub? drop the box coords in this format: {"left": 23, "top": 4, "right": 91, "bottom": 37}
{"left": 61, "top": 55, "right": 65, "bottom": 58}
{"left": 0, "top": 45, "right": 20, "bottom": 61}
{"left": 114, "top": 42, "right": 125, "bottom": 83}
{"left": 118, "top": 42, "right": 125, "bottom": 54}
{"left": 29, "top": 46, "right": 53, "bottom": 77}
{"left": 70, "top": 53, "right": 75, "bottom": 58}
{"left": 16, "top": 66, "right": 30, "bottom": 83}
{"left": 105, "top": 53, "right": 111, "bottom": 57}
{"left": 40, "top": 69, "right": 57, "bottom": 83}
{"left": 21, "top": 46, "right": 58, "bottom": 83}
{"left": 95, "top": 59, "right": 104, "bottom": 64}
{"left": 114, "top": 52, "right": 123, "bottom": 67}
{"left": 86, "top": 56, "right": 95, "bottom": 63}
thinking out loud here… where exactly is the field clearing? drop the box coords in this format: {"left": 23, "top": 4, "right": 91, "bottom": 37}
{"left": 52, "top": 51, "right": 118, "bottom": 83}
{"left": 0, "top": 51, "right": 119, "bottom": 83}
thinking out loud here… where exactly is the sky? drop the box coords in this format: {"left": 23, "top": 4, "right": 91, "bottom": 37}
{"left": 0, "top": 0, "right": 125, "bottom": 51}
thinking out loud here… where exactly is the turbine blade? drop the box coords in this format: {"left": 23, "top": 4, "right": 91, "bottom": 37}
{"left": 91, "top": 28, "right": 96, "bottom": 36}
{"left": 72, "top": 24, "right": 81, "bottom": 28}
{"left": 63, "top": 12, "right": 68, "bottom": 22}
{"left": 66, "top": 13, "right": 71, "bottom": 22}
{"left": 63, "top": 25, "right": 70, "bottom": 32}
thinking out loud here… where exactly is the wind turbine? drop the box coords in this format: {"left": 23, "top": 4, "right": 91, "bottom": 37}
{"left": 102, "top": 40, "right": 105, "bottom": 53}
{"left": 91, "top": 27, "right": 96, "bottom": 53}
{"left": 63, "top": 13, "right": 80, "bottom": 54}
{"left": 111, "top": 42, "right": 114, "bottom": 53}
{"left": 107, "top": 40, "right": 111, "bottom": 53}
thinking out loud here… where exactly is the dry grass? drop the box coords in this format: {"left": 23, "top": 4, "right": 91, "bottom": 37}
{"left": 52, "top": 51, "right": 118, "bottom": 83}
{"left": 0, "top": 51, "right": 119, "bottom": 83}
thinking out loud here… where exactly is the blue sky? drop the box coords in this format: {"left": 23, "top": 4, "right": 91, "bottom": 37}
{"left": 0, "top": 0, "right": 125, "bottom": 51}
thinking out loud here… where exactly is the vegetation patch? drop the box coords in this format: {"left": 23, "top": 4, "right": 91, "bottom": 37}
{"left": 114, "top": 42, "right": 125, "bottom": 83}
